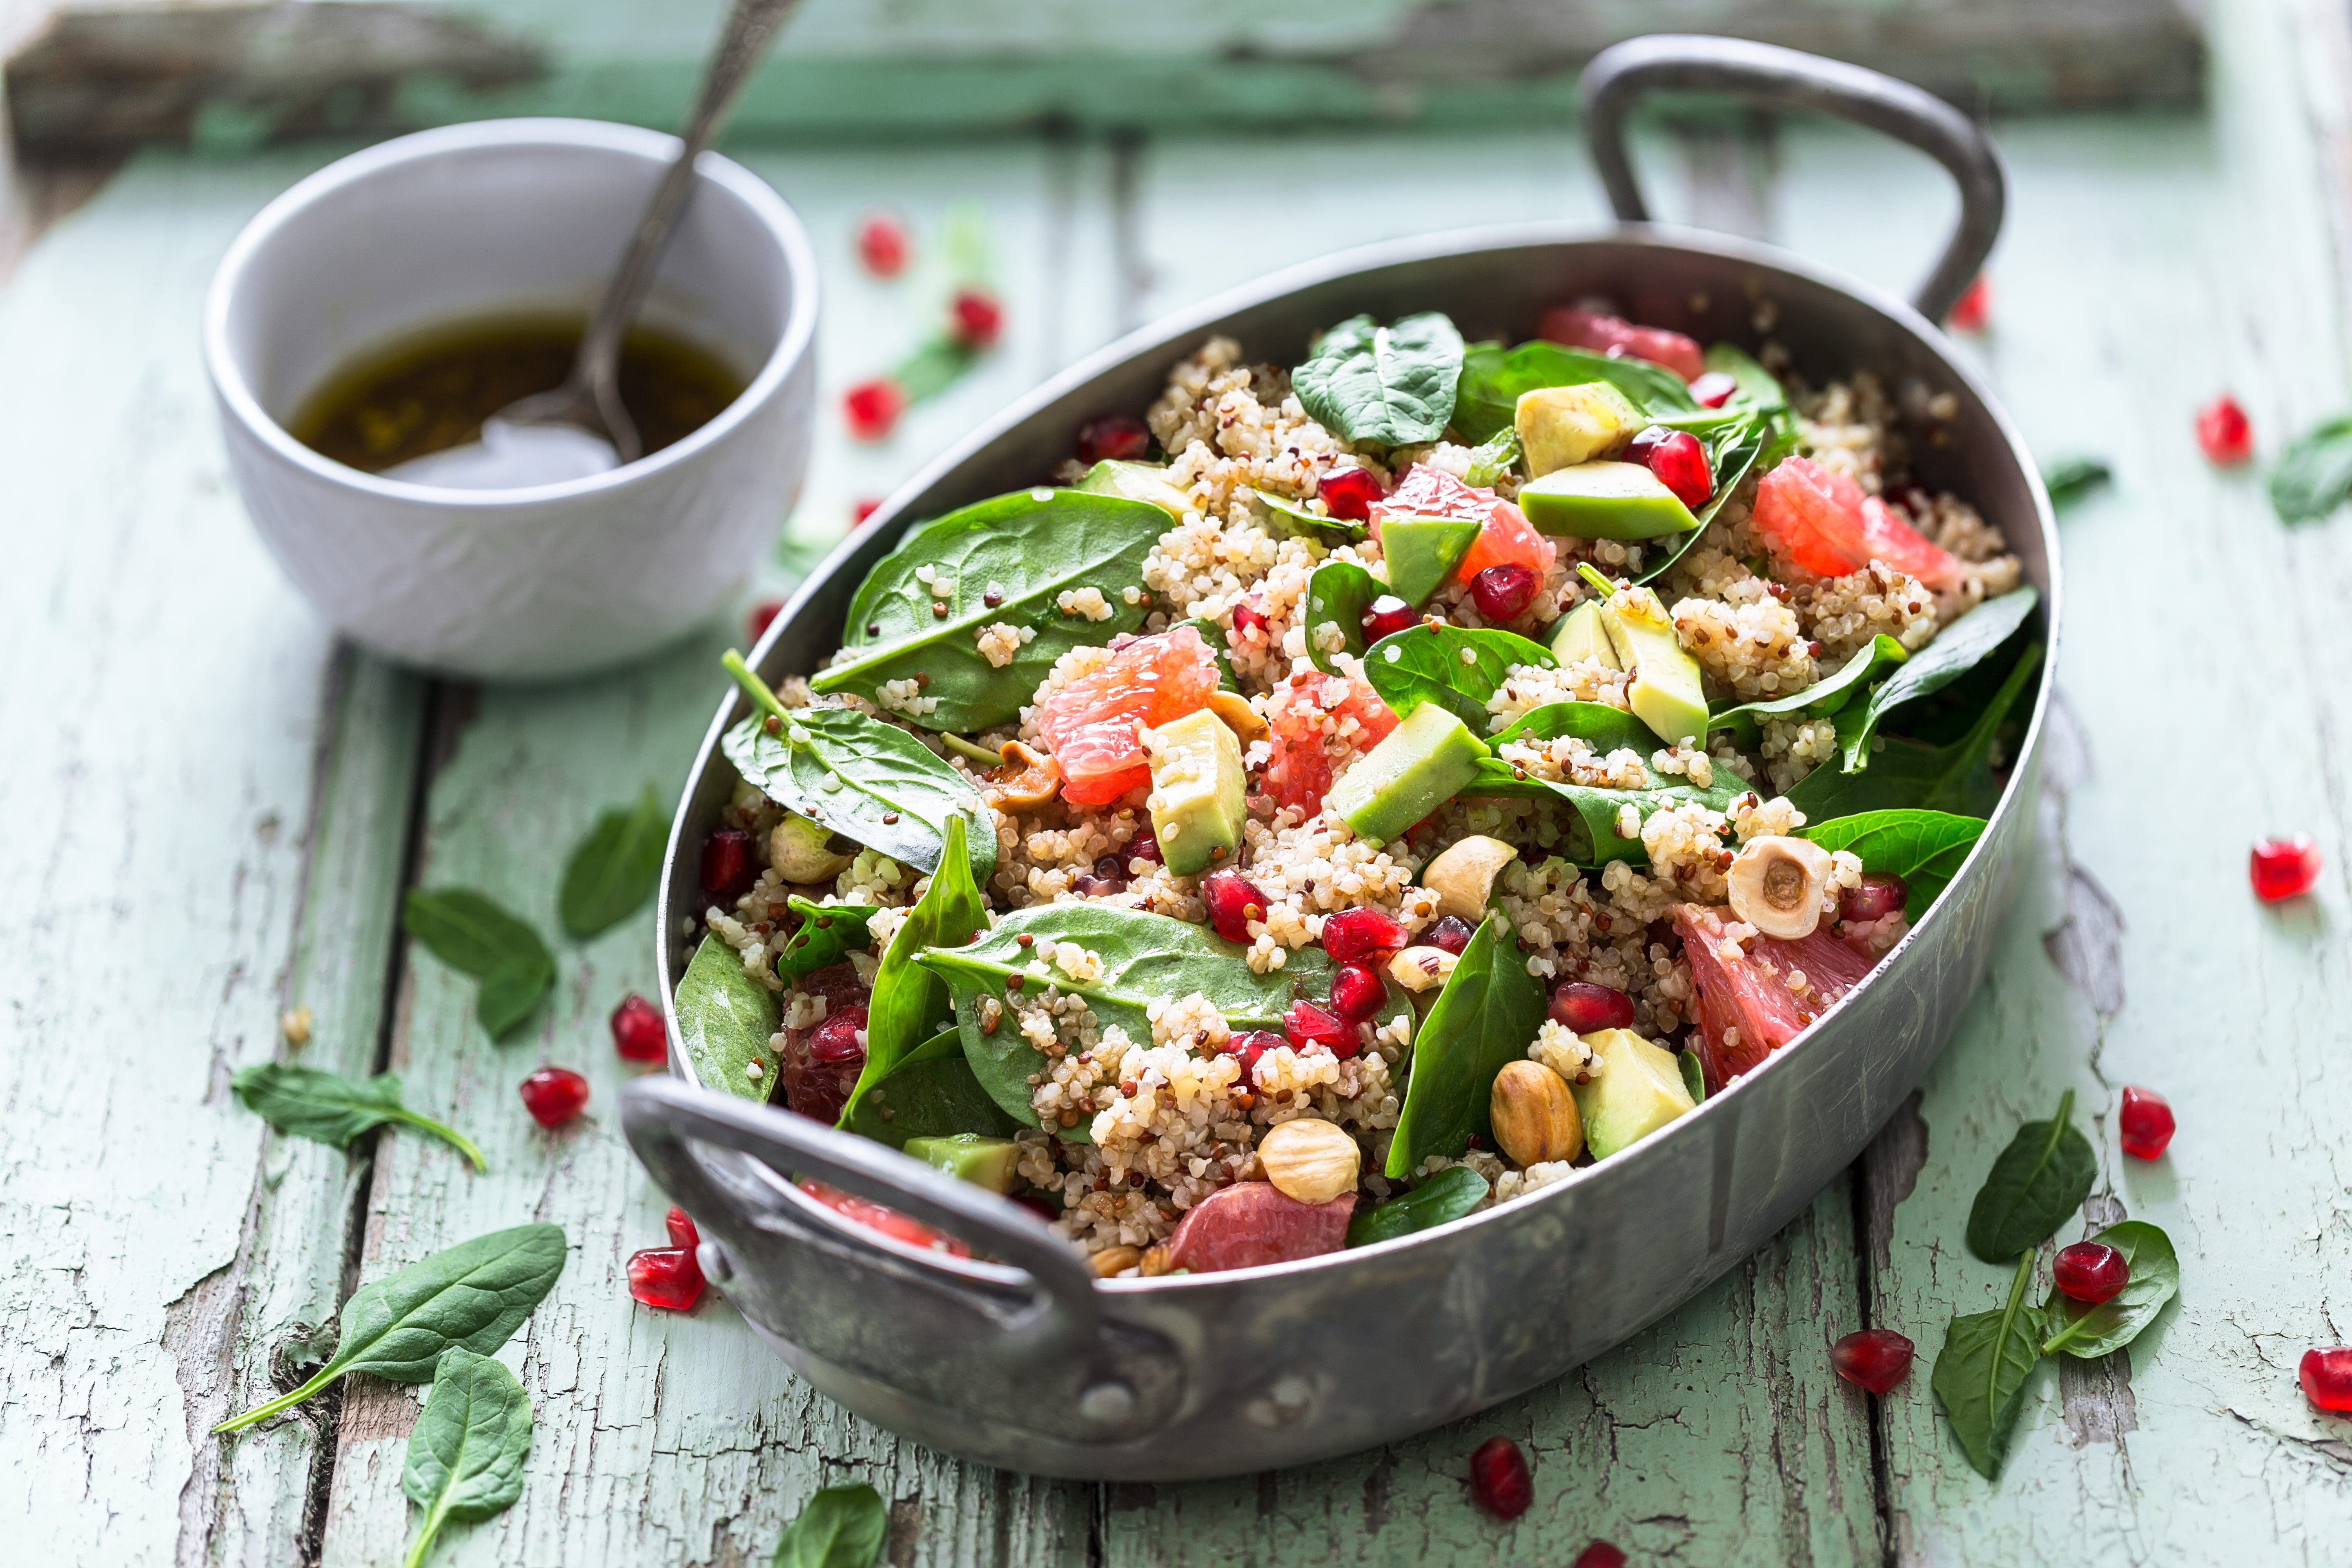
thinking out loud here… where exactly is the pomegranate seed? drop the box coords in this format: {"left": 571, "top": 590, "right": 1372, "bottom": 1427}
{"left": 2250, "top": 835, "right": 2321, "bottom": 901}
{"left": 1645, "top": 428, "right": 1713, "bottom": 509}
{"left": 1124, "top": 826, "right": 1162, "bottom": 866}
{"left": 745, "top": 599, "right": 785, "bottom": 646}
{"left": 1285, "top": 999, "right": 1358, "bottom": 1057}
{"left": 1361, "top": 595, "right": 1418, "bottom": 641}
{"left": 1076, "top": 414, "right": 1150, "bottom": 465}
{"left": 699, "top": 827, "right": 758, "bottom": 903}
{"left": 855, "top": 213, "right": 908, "bottom": 277}
{"left": 1011, "top": 1194, "right": 1059, "bottom": 1224}
{"left": 1318, "top": 465, "right": 1383, "bottom": 521}
{"left": 518, "top": 1067, "right": 589, "bottom": 1127}
{"left": 627, "top": 1246, "right": 706, "bottom": 1312}
{"left": 1688, "top": 371, "right": 1738, "bottom": 408}
{"left": 2053, "top": 1241, "right": 2129, "bottom": 1303}
{"left": 1222, "top": 1029, "right": 1285, "bottom": 1090}
{"left": 1321, "top": 906, "right": 1408, "bottom": 962}
{"left": 949, "top": 287, "right": 1003, "bottom": 350}
{"left": 2118, "top": 1086, "right": 2175, "bottom": 1160}
{"left": 666, "top": 1205, "right": 700, "bottom": 1251}
{"left": 1947, "top": 275, "right": 1991, "bottom": 333}
{"left": 2301, "top": 1348, "right": 2352, "bottom": 1411}
{"left": 1330, "top": 959, "right": 1387, "bottom": 1022}
{"left": 1830, "top": 1328, "right": 1915, "bottom": 1394}
{"left": 852, "top": 497, "right": 883, "bottom": 526}
{"left": 1841, "top": 873, "right": 1909, "bottom": 923}
{"left": 1202, "top": 869, "right": 1269, "bottom": 943}
{"left": 1626, "top": 424, "right": 1668, "bottom": 466}
{"left": 843, "top": 378, "right": 904, "bottom": 442}
{"left": 1232, "top": 595, "right": 1270, "bottom": 639}
{"left": 809, "top": 1005, "right": 870, "bottom": 1069}
{"left": 2197, "top": 394, "right": 2253, "bottom": 464}
{"left": 1572, "top": 1546, "right": 1627, "bottom": 1568}
{"left": 1550, "top": 980, "right": 1635, "bottom": 1033}
{"left": 1470, "top": 563, "right": 1538, "bottom": 622}
{"left": 1467, "top": 1435, "right": 1532, "bottom": 1519}
{"left": 1428, "top": 914, "right": 1475, "bottom": 955}
{"left": 610, "top": 992, "right": 668, "bottom": 1063}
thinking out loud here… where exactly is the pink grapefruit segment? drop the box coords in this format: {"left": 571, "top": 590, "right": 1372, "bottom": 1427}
{"left": 1752, "top": 456, "right": 1966, "bottom": 591}
{"left": 1163, "top": 1180, "right": 1356, "bottom": 1273}
{"left": 1674, "top": 904, "right": 1876, "bottom": 1093}
{"left": 1537, "top": 305, "right": 1706, "bottom": 382}
{"left": 1372, "top": 465, "right": 1555, "bottom": 586}
{"left": 1262, "top": 668, "right": 1398, "bottom": 816}
{"left": 1033, "top": 625, "right": 1221, "bottom": 807}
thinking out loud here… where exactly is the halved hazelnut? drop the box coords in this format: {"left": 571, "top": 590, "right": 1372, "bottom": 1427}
{"left": 1420, "top": 835, "right": 1518, "bottom": 921}
{"left": 1257, "top": 1118, "right": 1361, "bottom": 1205}
{"left": 1726, "top": 835, "right": 1832, "bottom": 939}
{"left": 982, "top": 740, "right": 1062, "bottom": 812}
{"left": 1088, "top": 1245, "right": 1143, "bottom": 1278}
{"left": 1387, "top": 945, "right": 1459, "bottom": 992}
{"left": 1205, "top": 689, "right": 1269, "bottom": 748}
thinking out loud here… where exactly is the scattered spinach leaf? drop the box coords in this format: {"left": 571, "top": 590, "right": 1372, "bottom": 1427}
{"left": 1838, "top": 588, "right": 2038, "bottom": 771}
{"left": 1385, "top": 912, "right": 1549, "bottom": 1178}
{"left": 843, "top": 1029, "right": 1019, "bottom": 1149}
{"left": 232, "top": 1062, "right": 486, "bottom": 1172}
{"left": 1965, "top": 1089, "right": 2096, "bottom": 1264}
{"left": 1347, "top": 1164, "right": 1490, "bottom": 1246}
{"left": 674, "top": 934, "right": 782, "bottom": 1103}
{"left": 1710, "top": 634, "right": 1908, "bottom": 746}
{"left": 1292, "top": 312, "right": 1465, "bottom": 447}
{"left": 842, "top": 814, "right": 989, "bottom": 1129}
{"left": 1462, "top": 427, "right": 1522, "bottom": 487}
{"left": 2041, "top": 456, "right": 2113, "bottom": 509}
{"left": 1679, "top": 1049, "right": 1707, "bottom": 1105}
{"left": 559, "top": 786, "right": 668, "bottom": 939}
{"left": 476, "top": 956, "right": 555, "bottom": 1039}
{"left": 1787, "top": 644, "right": 2040, "bottom": 823}
{"left": 2040, "top": 1220, "right": 2180, "bottom": 1359}
{"left": 401, "top": 889, "right": 555, "bottom": 1040}
{"left": 2270, "top": 415, "right": 2352, "bottom": 525}
{"left": 399, "top": 1347, "right": 532, "bottom": 1568}
{"left": 1452, "top": 339, "right": 1695, "bottom": 444}
{"left": 1303, "top": 558, "right": 1382, "bottom": 676}
{"left": 1932, "top": 1250, "right": 2045, "bottom": 1480}
{"left": 1362, "top": 622, "right": 1557, "bottom": 732}
{"left": 1472, "top": 701, "right": 1741, "bottom": 866}
{"left": 777, "top": 896, "right": 879, "bottom": 982}
{"left": 1255, "top": 487, "right": 1369, "bottom": 545}
{"left": 772, "top": 1482, "right": 889, "bottom": 1568}
{"left": 1802, "top": 809, "right": 1986, "bottom": 917}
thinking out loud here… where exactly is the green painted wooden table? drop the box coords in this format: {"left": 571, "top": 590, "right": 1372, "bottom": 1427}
{"left": 9, "top": 0, "right": 2352, "bottom": 1560}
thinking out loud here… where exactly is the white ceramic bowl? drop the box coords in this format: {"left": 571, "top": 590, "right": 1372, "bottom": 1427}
{"left": 205, "top": 118, "right": 819, "bottom": 680}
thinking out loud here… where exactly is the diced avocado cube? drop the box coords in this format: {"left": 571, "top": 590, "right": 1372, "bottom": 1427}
{"left": 1547, "top": 599, "right": 1620, "bottom": 669}
{"left": 1380, "top": 517, "right": 1483, "bottom": 608}
{"left": 1570, "top": 1029, "right": 1696, "bottom": 1160}
{"left": 1078, "top": 459, "right": 1192, "bottom": 518}
{"left": 1597, "top": 585, "right": 1711, "bottom": 748}
{"left": 1518, "top": 462, "right": 1701, "bottom": 540}
{"left": 1328, "top": 702, "right": 1490, "bottom": 844}
{"left": 1143, "top": 708, "right": 1246, "bottom": 876}
{"left": 904, "top": 1133, "right": 1022, "bottom": 1192}
{"left": 1515, "top": 384, "right": 1645, "bottom": 476}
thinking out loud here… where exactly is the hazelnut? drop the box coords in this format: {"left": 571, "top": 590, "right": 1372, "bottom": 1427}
{"left": 1138, "top": 1243, "right": 1176, "bottom": 1277}
{"left": 1420, "top": 835, "right": 1518, "bottom": 921}
{"left": 1490, "top": 1059, "right": 1583, "bottom": 1166}
{"left": 1088, "top": 1245, "right": 1143, "bottom": 1278}
{"left": 1205, "top": 689, "right": 1270, "bottom": 747}
{"left": 1726, "top": 835, "right": 1832, "bottom": 939}
{"left": 985, "top": 740, "right": 1062, "bottom": 811}
{"left": 1386, "top": 944, "right": 1459, "bottom": 992}
{"left": 1256, "top": 1118, "right": 1361, "bottom": 1205}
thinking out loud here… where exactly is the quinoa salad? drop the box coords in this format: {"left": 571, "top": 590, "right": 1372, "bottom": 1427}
{"left": 675, "top": 300, "right": 2042, "bottom": 1278}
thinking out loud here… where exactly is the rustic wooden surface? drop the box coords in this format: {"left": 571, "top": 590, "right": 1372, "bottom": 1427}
{"left": 5, "top": 0, "right": 2352, "bottom": 1560}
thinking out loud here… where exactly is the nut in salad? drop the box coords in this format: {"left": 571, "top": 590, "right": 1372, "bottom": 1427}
{"left": 1419, "top": 835, "right": 1519, "bottom": 922}
{"left": 1258, "top": 1118, "right": 1362, "bottom": 1206}
{"left": 1489, "top": 1059, "right": 1583, "bottom": 1166}
{"left": 1726, "top": 835, "right": 1833, "bottom": 940}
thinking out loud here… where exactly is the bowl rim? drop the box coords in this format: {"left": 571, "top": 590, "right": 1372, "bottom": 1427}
{"left": 201, "top": 116, "right": 820, "bottom": 508}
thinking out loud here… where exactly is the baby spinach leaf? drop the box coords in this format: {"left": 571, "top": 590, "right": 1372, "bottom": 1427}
{"left": 844, "top": 1030, "right": 1019, "bottom": 1149}
{"left": 215, "top": 1223, "right": 566, "bottom": 1433}
{"left": 1303, "top": 558, "right": 1383, "bottom": 676}
{"left": 399, "top": 1347, "right": 531, "bottom": 1568}
{"left": 232, "top": 1062, "right": 486, "bottom": 1172}
{"left": 674, "top": 934, "right": 782, "bottom": 1104}
{"left": 773, "top": 1482, "right": 889, "bottom": 1568}
{"left": 2039, "top": 1220, "right": 2180, "bottom": 1359}
{"left": 1966, "top": 1089, "right": 2096, "bottom": 1263}
{"left": 1452, "top": 339, "right": 1696, "bottom": 444}
{"left": 1363, "top": 622, "right": 1557, "bottom": 732}
{"left": 1462, "top": 427, "right": 1522, "bottom": 487}
{"left": 1802, "top": 809, "right": 1986, "bottom": 916}
{"left": 1472, "top": 701, "right": 1742, "bottom": 867}
{"left": 2041, "top": 456, "right": 2113, "bottom": 509}
{"left": 843, "top": 815, "right": 989, "bottom": 1129}
{"left": 1255, "top": 487, "right": 1369, "bottom": 545}
{"left": 401, "top": 889, "right": 556, "bottom": 1040}
{"left": 2270, "top": 414, "right": 2352, "bottom": 524}
{"left": 1788, "top": 644, "right": 2040, "bottom": 823}
{"left": 1292, "top": 312, "right": 1465, "bottom": 447}
{"left": 559, "top": 786, "right": 667, "bottom": 939}
{"left": 810, "top": 488, "right": 1168, "bottom": 731}
{"left": 1838, "top": 588, "right": 2038, "bottom": 772}
{"left": 1638, "top": 413, "right": 1795, "bottom": 585}
{"left": 1931, "top": 1250, "right": 2045, "bottom": 1481}
{"left": 1347, "top": 1164, "right": 1490, "bottom": 1246}
{"left": 1386, "top": 912, "right": 1548, "bottom": 1178}
{"left": 1489, "top": 699, "right": 1654, "bottom": 752}
{"left": 777, "top": 896, "right": 879, "bottom": 982}
{"left": 1679, "top": 1049, "right": 1707, "bottom": 1105}
{"left": 476, "top": 955, "right": 555, "bottom": 1039}
{"left": 1710, "top": 635, "right": 1909, "bottom": 746}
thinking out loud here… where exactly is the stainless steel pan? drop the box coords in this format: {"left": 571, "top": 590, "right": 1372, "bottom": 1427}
{"left": 622, "top": 34, "right": 2055, "bottom": 1479}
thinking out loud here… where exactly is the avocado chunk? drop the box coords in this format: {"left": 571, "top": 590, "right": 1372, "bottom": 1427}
{"left": 1546, "top": 599, "right": 1620, "bottom": 669}
{"left": 1515, "top": 384, "right": 1646, "bottom": 477}
{"left": 1570, "top": 1029, "right": 1697, "bottom": 1160}
{"left": 1328, "top": 702, "right": 1490, "bottom": 844}
{"left": 1518, "top": 462, "right": 1701, "bottom": 540}
{"left": 1077, "top": 459, "right": 1192, "bottom": 518}
{"left": 1143, "top": 708, "right": 1245, "bottom": 875}
{"left": 1592, "top": 578, "right": 1710, "bottom": 748}
{"left": 904, "top": 1133, "right": 1022, "bottom": 1193}
{"left": 1379, "top": 517, "right": 1482, "bottom": 607}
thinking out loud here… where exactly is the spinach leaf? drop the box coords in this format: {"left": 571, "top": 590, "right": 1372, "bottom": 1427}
{"left": 1931, "top": 1250, "right": 2045, "bottom": 1480}
{"left": 399, "top": 1348, "right": 531, "bottom": 1568}
{"left": 1292, "top": 312, "right": 1465, "bottom": 447}
{"left": 1838, "top": 588, "right": 2038, "bottom": 771}
{"left": 777, "top": 896, "right": 879, "bottom": 982}
{"left": 232, "top": 1062, "right": 486, "bottom": 1172}
{"left": 401, "top": 889, "right": 555, "bottom": 1040}
{"left": 1472, "top": 702, "right": 1742, "bottom": 866}
{"left": 810, "top": 488, "right": 1168, "bottom": 731}
{"left": 214, "top": 1223, "right": 566, "bottom": 1432}
{"left": 1255, "top": 487, "right": 1369, "bottom": 545}
{"left": 2042, "top": 456, "right": 2113, "bottom": 509}
{"left": 844, "top": 1029, "right": 1019, "bottom": 1149}
{"left": 843, "top": 814, "right": 989, "bottom": 1128}
{"left": 916, "top": 903, "right": 1329, "bottom": 1134}
{"left": 1303, "top": 558, "right": 1382, "bottom": 676}
{"left": 1346, "top": 1164, "right": 1489, "bottom": 1246}
{"left": 1453, "top": 339, "right": 1696, "bottom": 444}
{"left": 773, "top": 1482, "right": 889, "bottom": 1568}
{"left": 559, "top": 786, "right": 667, "bottom": 939}
{"left": 1363, "top": 623, "right": 1557, "bottom": 732}
{"left": 1787, "top": 644, "right": 2041, "bottom": 822}
{"left": 1702, "top": 341, "right": 1788, "bottom": 417}
{"left": 1802, "top": 809, "right": 1986, "bottom": 916}
{"left": 1385, "top": 912, "right": 1548, "bottom": 1177}
{"left": 1635, "top": 410, "right": 1793, "bottom": 586}
{"left": 1710, "top": 635, "right": 1909, "bottom": 746}
{"left": 1462, "top": 427, "right": 1521, "bottom": 487}
{"left": 1679, "top": 1049, "right": 1707, "bottom": 1105}
{"left": 2039, "top": 1220, "right": 2180, "bottom": 1359}
{"left": 674, "top": 934, "right": 782, "bottom": 1103}
{"left": 1490, "top": 699, "right": 1655, "bottom": 752}
{"left": 1966, "top": 1089, "right": 2096, "bottom": 1263}
{"left": 2270, "top": 414, "right": 2352, "bottom": 524}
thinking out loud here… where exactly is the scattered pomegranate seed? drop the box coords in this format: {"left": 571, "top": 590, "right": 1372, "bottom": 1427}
{"left": 1361, "top": 595, "right": 1418, "bottom": 642}
{"left": 2250, "top": 835, "right": 2322, "bottom": 902}
{"left": 666, "top": 1205, "right": 700, "bottom": 1251}
{"left": 610, "top": 992, "right": 668, "bottom": 1063}
{"left": 1330, "top": 959, "right": 1387, "bottom": 1022}
{"left": 1285, "top": 998, "right": 1358, "bottom": 1057}
{"left": 1470, "top": 562, "right": 1538, "bottom": 622}
{"left": 1124, "top": 826, "right": 1161, "bottom": 866}
{"left": 1831, "top": 1328, "right": 1915, "bottom": 1394}
{"left": 809, "top": 1005, "right": 870, "bottom": 1069}
{"left": 855, "top": 213, "right": 909, "bottom": 277}
{"left": 1076, "top": 414, "right": 1150, "bottom": 465}
{"left": 700, "top": 827, "right": 758, "bottom": 903}
{"left": 1318, "top": 465, "right": 1383, "bottom": 521}
{"left": 2196, "top": 394, "right": 2253, "bottom": 464}
{"left": 518, "top": 1067, "right": 589, "bottom": 1127}
{"left": 2118, "top": 1086, "right": 2176, "bottom": 1160}
{"left": 627, "top": 1246, "right": 706, "bottom": 1312}
{"left": 1202, "top": 870, "right": 1270, "bottom": 943}
{"left": 853, "top": 497, "right": 883, "bottom": 526}
{"left": 2301, "top": 1348, "right": 2352, "bottom": 1411}
{"left": 1221, "top": 1029, "right": 1285, "bottom": 1090}
{"left": 1549, "top": 980, "right": 1635, "bottom": 1034}
{"left": 1644, "top": 428, "right": 1713, "bottom": 510}
{"left": 1571, "top": 1544, "right": 1627, "bottom": 1568}
{"left": 1947, "top": 275, "right": 1991, "bottom": 333}
{"left": 2053, "top": 1241, "right": 2129, "bottom": 1303}
{"left": 1232, "top": 595, "right": 1270, "bottom": 639}
{"left": 1840, "top": 873, "right": 1909, "bottom": 923}
{"left": 1322, "top": 906, "right": 1408, "bottom": 962}
{"left": 1427, "top": 914, "right": 1475, "bottom": 955}
{"left": 949, "top": 287, "right": 1003, "bottom": 350}
{"left": 1467, "top": 1435, "right": 1533, "bottom": 1519}
{"left": 745, "top": 599, "right": 785, "bottom": 646}
{"left": 1688, "top": 371, "right": 1738, "bottom": 408}
{"left": 843, "top": 378, "right": 905, "bottom": 442}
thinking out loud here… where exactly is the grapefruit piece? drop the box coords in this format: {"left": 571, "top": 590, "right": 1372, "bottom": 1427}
{"left": 1753, "top": 457, "right": 1967, "bottom": 591}
{"left": 1372, "top": 466, "right": 1554, "bottom": 587}
{"left": 1674, "top": 904, "right": 1876, "bottom": 1091}
{"left": 1034, "top": 625, "right": 1220, "bottom": 807}
{"left": 1537, "top": 305, "right": 1706, "bottom": 382}
{"left": 1262, "top": 668, "right": 1398, "bottom": 816}
{"left": 1163, "top": 1179, "right": 1356, "bottom": 1272}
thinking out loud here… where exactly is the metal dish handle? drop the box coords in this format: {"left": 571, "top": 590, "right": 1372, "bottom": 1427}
{"left": 1580, "top": 33, "right": 2005, "bottom": 323}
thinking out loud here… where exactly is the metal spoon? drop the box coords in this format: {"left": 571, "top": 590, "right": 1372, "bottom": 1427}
{"left": 388, "top": 0, "right": 804, "bottom": 489}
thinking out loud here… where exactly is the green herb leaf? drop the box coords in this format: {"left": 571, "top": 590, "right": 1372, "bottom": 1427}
{"left": 1255, "top": 487, "right": 1369, "bottom": 545}
{"left": 559, "top": 787, "right": 667, "bottom": 939}
{"left": 843, "top": 814, "right": 989, "bottom": 1129}
{"left": 1470, "top": 701, "right": 1742, "bottom": 866}
{"left": 1362, "top": 622, "right": 1557, "bottom": 732}
{"left": 1710, "top": 635, "right": 1909, "bottom": 747}
{"left": 1966, "top": 1089, "right": 2096, "bottom": 1263}
{"left": 1679, "top": 1049, "right": 1707, "bottom": 1104}
{"left": 2270, "top": 414, "right": 2352, "bottom": 524}
{"left": 1838, "top": 588, "right": 2038, "bottom": 772}
{"left": 1788, "top": 644, "right": 2041, "bottom": 822}
{"left": 1346, "top": 1164, "right": 1490, "bottom": 1246}
{"left": 401, "top": 889, "right": 556, "bottom": 1039}
{"left": 1931, "top": 1250, "right": 2045, "bottom": 1480}
{"left": 1386, "top": 912, "right": 1549, "bottom": 1177}
{"left": 476, "top": 953, "right": 555, "bottom": 1039}
{"left": 2039, "top": 1220, "right": 2180, "bottom": 1358}
{"left": 1302, "top": 558, "right": 1383, "bottom": 676}
{"left": 1292, "top": 312, "right": 1465, "bottom": 447}
{"left": 773, "top": 1482, "right": 889, "bottom": 1568}
{"left": 1453, "top": 339, "right": 1696, "bottom": 444}
{"left": 399, "top": 1348, "right": 532, "bottom": 1568}
{"left": 2041, "top": 456, "right": 2113, "bottom": 509}
{"left": 215, "top": 1223, "right": 567, "bottom": 1433}
{"left": 778, "top": 896, "right": 879, "bottom": 982}
{"left": 1462, "top": 427, "right": 1522, "bottom": 487}
{"left": 844, "top": 1029, "right": 1020, "bottom": 1149}
{"left": 1802, "top": 810, "right": 1987, "bottom": 917}
{"left": 722, "top": 704, "right": 994, "bottom": 887}
{"left": 674, "top": 933, "right": 782, "bottom": 1103}
{"left": 232, "top": 1062, "right": 486, "bottom": 1172}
